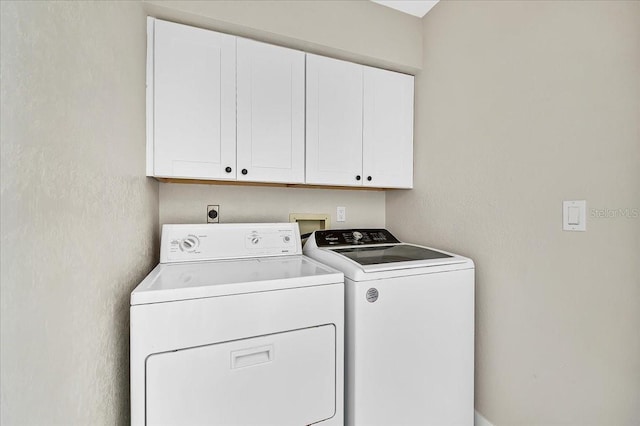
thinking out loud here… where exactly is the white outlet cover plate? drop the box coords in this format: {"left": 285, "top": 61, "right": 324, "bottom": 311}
{"left": 563, "top": 200, "right": 586, "bottom": 231}
{"left": 337, "top": 206, "right": 346, "bottom": 222}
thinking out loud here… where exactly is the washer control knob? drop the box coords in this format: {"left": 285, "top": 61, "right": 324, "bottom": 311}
{"left": 179, "top": 235, "right": 200, "bottom": 252}
{"left": 283, "top": 235, "right": 291, "bottom": 243}
{"left": 353, "top": 231, "right": 363, "bottom": 241}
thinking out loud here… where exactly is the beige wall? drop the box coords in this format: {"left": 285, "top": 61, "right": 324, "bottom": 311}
{"left": 143, "top": 0, "right": 423, "bottom": 73}
{"left": 387, "top": 1, "right": 640, "bottom": 424}
{"left": 0, "top": 2, "right": 158, "bottom": 425}
{"left": 159, "top": 184, "right": 385, "bottom": 229}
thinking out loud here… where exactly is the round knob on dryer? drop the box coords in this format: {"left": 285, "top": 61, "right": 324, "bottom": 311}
{"left": 242, "top": 169, "right": 248, "bottom": 175}
{"left": 225, "top": 166, "right": 232, "bottom": 173}
{"left": 179, "top": 235, "right": 200, "bottom": 252}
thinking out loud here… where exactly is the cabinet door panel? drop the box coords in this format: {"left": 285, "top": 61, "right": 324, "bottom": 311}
{"left": 237, "top": 39, "right": 305, "bottom": 183}
{"left": 363, "top": 67, "right": 414, "bottom": 188}
{"left": 306, "top": 54, "right": 363, "bottom": 186}
{"left": 152, "top": 19, "right": 236, "bottom": 179}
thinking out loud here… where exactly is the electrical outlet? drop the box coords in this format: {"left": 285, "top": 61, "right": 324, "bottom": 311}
{"left": 337, "top": 206, "right": 346, "bottom": 222}
{"left": 207, "top": 205, "right": 220, "bottom": 223}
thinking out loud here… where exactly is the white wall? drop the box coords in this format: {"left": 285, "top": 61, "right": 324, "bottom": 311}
{"left": 387, "top": 1, "right": 640, "bottom": 424}
{"left": 1, "top": 2, "right": 158, "bottom": 424}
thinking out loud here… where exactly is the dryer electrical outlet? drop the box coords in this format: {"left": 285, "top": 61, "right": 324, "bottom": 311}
{"left": 207, "top": 205, "right": 220, "bottom": 223}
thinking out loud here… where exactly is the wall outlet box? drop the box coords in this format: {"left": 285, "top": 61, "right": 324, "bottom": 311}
{"left": 289, "top": 213, "right": 330, "bottom": 236}
{"left": 207, "top": 205, "right": 220, "bottom": 223}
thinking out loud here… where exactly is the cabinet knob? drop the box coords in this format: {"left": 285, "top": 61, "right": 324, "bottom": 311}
{"left": 242, "top": 169, "right": 248, "bottom": 175}
{"left": 367, "top": 176, "right": 372, "bottom": 181}
{"left": 356, "top": 175, "right": 361, "bottom": 181}
{"left": 225, "top": 166, "right": 232, "bottom": 173}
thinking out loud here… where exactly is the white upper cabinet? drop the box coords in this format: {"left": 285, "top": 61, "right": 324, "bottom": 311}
{"left": 148, "top": 19, "right": 237, "bottom": 180}
{"left": 363, "top": 66, "right": 414, "bottom": 189}
{"left": 237, "top": 39, "right": 305, "bottom": 183}
{"left": 147, "top": 19, "right": 414, "bottom": 189}
{"left": 306, "top": 55, "right": 414, "bottom": 188}
{"left": 306, "top": 54, "right": 364, "bottom": 187}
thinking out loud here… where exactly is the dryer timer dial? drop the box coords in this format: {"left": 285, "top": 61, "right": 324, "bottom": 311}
{"left": 179, "top": 235, "right": 200, "bottom": 252}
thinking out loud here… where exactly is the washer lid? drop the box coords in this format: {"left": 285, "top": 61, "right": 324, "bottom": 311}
{"left": 131, "top": 255, "right": 343, "bottom": 305}
{"left": 327, "top": 244, "right": 469, "bottom": 275}
{"left": 332, "top": 244, "right": 453, "bottom": 266}
{"left": 303, "top": 230, "right": 473, "bottom": 281}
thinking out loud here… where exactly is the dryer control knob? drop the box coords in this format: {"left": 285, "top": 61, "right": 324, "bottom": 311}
{"left": 180, "top": 236, "right": 200, "bottom": 252}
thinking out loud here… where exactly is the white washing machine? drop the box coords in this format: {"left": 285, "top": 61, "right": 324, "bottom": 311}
{"left": 304, "top": 229, "right": 474, "bottom": 426}
{"left": 130, "top": 223, "right": 344, "bottom": 426}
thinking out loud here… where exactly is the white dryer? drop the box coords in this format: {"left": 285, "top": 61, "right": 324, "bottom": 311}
{"left": 131, "top": 223, "right": 344, "bottom": 426}
{"left": 304, "top": 229, "right": 474, "bottom": 426}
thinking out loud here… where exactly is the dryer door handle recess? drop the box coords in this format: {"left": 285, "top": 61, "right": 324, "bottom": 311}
{"left": 231, "top": 345, "right": 274, "bottom": 369}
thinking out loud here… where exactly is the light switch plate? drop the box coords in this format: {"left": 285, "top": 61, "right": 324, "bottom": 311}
{"left": 563, "top": 200, "right": 586, "bottom": 231}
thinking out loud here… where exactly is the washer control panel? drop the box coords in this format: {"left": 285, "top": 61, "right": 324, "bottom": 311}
{"left": 161, "top": 223, "right": 301, "bottom": 263}
{"left": 314, "top": 229, "right": 400, "bottom": 247}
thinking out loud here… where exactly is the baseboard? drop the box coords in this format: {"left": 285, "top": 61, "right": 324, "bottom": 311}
{"left": 475, "top": 410, "right": 495, "bottom": 426}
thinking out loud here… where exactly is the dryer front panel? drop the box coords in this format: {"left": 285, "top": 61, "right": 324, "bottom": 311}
{"left": 146, "top": 324, "right": 336, "bottom": 425}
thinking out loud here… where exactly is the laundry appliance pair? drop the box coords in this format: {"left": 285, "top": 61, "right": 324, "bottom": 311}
{"left": 130, "top": 223, "right": 474, "bottom": 425}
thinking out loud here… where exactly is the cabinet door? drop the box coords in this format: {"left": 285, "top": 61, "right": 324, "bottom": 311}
{"left": 237, "top": 39, "right": 305, "bottom": 183}
{"left": 306, "top": 54, "right": 363, "bottom": 186}
{"left": 149, "top": 19, "right": 236, "bottom": 180}
{"left": 363, "top": 67, "right": 414, "bottom": 188}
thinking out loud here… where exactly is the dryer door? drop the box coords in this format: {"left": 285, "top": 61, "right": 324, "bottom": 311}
{"left": 146, "top": 324, "right": 336, "bottom": 425}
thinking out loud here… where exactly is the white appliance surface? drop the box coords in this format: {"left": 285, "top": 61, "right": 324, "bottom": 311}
{"left": 131, "top": 223, "right": 344, "bottom": 426}
{"left": 132, "top": 255, "right": 341, "bottom": 304}
{"left": 303, "top": 228, "right": 472, "bottom": 280}
{"left": 147, "top": 325, "right": 336, "bottom": 425}
{"left": 303, "top": 228, "right": 475, "bottom": 426}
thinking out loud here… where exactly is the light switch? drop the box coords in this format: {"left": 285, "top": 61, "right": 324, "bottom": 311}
{"left": 563, "top": 200, "right": 586, "bottom": 231}
{"left": 567, "top": 206, "right": 580, "bottom": 225}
